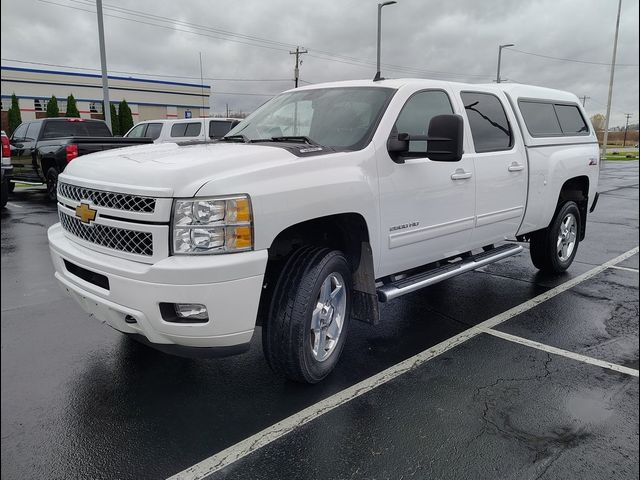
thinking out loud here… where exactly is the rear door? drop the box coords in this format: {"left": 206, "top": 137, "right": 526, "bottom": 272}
{"left": 459, "top": 91, "right": 527, "bottom": 246}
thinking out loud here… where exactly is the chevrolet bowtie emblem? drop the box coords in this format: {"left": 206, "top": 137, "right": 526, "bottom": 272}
{"left": 75, "top": 203, "right": 97, "bottom": 224}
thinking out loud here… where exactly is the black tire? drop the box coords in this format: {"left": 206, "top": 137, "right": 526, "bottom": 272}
{"left": 45, "top": 167, "right": 59, "bottom": 202}
{"left": 530, "top": 201, "right": 581, "bottom": 273}
{"left": 1, "top": 177, "right": 8, "bottom": 208}
{"left": 263, "top": 247, "right": 352, "bottom": 384}
{"left": 7, "top": 180, "right": 14, "bottom": 194}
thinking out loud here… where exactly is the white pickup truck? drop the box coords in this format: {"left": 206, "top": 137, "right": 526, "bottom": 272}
{"left": 48, "top": 79, "right": 599, "bottom": 383}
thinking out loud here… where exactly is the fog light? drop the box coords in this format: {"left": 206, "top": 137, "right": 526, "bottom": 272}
{"left": 174, "top": 303, "right": 208, "bottom": 321}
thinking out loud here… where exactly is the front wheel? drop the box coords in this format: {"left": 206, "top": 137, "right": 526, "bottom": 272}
{"left": 263, "top": 247, "right": 352, "bottom": 384}
{"left": 530, "top": 201, "right": 581, "bottom": 273}
{"left": 45, "top": 167, "right": 59, "bottom": 202}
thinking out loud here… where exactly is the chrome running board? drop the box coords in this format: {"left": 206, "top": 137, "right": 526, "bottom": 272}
{"left": 377, "top": 244, "right": 523, "bottom": 302}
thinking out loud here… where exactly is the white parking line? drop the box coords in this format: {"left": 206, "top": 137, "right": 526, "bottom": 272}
{"left": 608, "top": 264, "right": 639, "bottom": 273}
{"left": 168, "top": 245, "right": 640, "bottom": 480}
{"left": 484, "top": 329, "right": 639, "bottom": 377}
{"left": 6, "top": 202, "right": 24, "bottom": 209}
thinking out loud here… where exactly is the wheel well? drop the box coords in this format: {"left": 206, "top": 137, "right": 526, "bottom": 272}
{"left": 39, "top": 156, "right": 57, "bottom": 179}
{"left": 257, "top": 213, "right": 377, "bottom": 326}
{"left": 558, "top": 176, "right": 589, "bottom": 240}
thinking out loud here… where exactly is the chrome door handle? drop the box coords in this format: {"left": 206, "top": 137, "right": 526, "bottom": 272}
{"left": 508, "top": 162, "right": 525, "bottom": 172}
{"left": 451, "top": 169, "right": 472, "bottom": 180}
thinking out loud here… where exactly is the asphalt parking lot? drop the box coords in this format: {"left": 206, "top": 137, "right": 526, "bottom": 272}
{"left": 1, "top": 161, "right": 638, "bottom": 480}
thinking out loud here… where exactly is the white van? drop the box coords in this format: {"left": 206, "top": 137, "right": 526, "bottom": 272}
{"left": 124, "top": 118, "right": 241, "bottom": 143}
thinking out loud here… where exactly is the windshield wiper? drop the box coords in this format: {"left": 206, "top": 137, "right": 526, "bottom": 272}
{"left": 219, "top": 134, "right": 250, "bottom": 143}
{"left": 268, "top": 136, "right": 321, "bottom": 146}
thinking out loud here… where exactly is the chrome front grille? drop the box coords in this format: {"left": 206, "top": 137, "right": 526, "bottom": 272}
{"left": 58, "top": 182, "right": 156, "bottom": 213}
{"left": 59, "top": 211, "right": 153, "bottom": 256}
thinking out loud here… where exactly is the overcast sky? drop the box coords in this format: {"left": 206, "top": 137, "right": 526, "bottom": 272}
{"left": 1, "top": 0, "right": 638, "bottom": 126}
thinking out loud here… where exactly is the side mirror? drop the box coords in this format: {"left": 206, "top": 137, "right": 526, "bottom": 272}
{"left": 387, "top": 132, "right": 410, "bottom": 153}
{"left": 426, "top": 114, "right": 464, "bottom": 162}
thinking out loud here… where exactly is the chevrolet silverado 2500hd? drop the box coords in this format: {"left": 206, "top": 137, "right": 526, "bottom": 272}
{"left": 48, "top": 79, "right": 599, "bottom": 383}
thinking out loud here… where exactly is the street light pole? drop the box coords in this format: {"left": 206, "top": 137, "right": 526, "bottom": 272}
{"left": 96, "top": 0, "right": 111, "bottom": 131}
{"left": 496, "top": 43, "right": 514, "bottom": 83}
{"left": 375, "top": 1, "right": 397, "bottom": 81}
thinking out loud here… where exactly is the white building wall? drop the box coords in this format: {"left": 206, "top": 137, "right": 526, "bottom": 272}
{"left": 1, "top": 66, "right": 211, "bottom": 126}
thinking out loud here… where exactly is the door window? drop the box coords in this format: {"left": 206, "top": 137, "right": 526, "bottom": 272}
{"left": 126, "top": 124, "right": 147, "bottom": 138}
{"left": 25, "top": 122, "right": 42, "bottom": 141}
{"left": 393, "top": 90, "right": 453, "bottom": 153}
{"left": 11, "top": 123, "right": 28, "bottom": 141}
{"left": 461, "top": 92, "right": 513, "bottom": 153}
{"left": 145, "top": 123, "right": 162, "bottom": 140}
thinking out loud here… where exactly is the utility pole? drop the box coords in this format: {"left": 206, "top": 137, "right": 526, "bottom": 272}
{"left": 96, "top": 0, "right": 111, "bottom": 131}
{"left": 289, "top": 46, "right": 308, "bottom": 88}
{"left": 199, "top": 52, "right": 206, "bottom": 118}
{"left": 580, "top": 95, "right": 590, "bottom": 107}
{"left": 623, "top": 113, "right": 632, "bottom": 147}
{"left": 226, "top": 103, "right": 229, "bottom": 118}
{"left": 602, "top": 0, "right": 623, "bottom": 159}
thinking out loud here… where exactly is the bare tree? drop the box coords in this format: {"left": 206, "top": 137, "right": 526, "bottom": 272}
{"left": 590, "top": 113, "right": 606, "bottom": 132}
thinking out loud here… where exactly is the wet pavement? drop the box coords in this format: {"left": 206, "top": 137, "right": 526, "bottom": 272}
{"left": 1, "top": 161, "right": 638, "bottom": 480}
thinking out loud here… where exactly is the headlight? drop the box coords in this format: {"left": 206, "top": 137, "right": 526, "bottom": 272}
{"left": 171, "top": 195, "right": 253, "bottom": 254}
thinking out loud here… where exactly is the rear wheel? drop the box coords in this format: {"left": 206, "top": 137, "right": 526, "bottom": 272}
{"left": 530, "top": 201, "right": 581, "bottom": 273}
{"left": 263, "top": 247, "right": 352, "bottom": 384}
{"left": 7, "top": 180, "right": 14, "bottom": 194}
{"left": 45, "top": 167, "right": 59, "bottom": 202}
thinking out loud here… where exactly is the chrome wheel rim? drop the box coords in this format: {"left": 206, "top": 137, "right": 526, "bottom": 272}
{"left": 310, "top": 272, "right": 346, "bottom": 362}
{"left": 557, "top": 213, "right": 577, "bottom": 262}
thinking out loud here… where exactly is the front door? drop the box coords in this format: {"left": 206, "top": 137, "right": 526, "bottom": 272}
{"left": 10, "top": 122, "right": 39, "bottom": 180}
{"left": 377, "top": 89, "right": 476, "bottom": 277}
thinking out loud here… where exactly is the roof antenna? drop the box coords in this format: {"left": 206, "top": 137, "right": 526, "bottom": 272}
{"left": 374, "top": 1, "right": 397, "bottom": 82}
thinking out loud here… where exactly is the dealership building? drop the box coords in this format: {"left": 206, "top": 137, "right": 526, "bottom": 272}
{"left": 0, "top": 65, "right": 211, "bottom": 129}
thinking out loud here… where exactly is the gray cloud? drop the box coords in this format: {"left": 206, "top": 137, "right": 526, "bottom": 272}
{"left": 1, "top": 0, "right": 638, "bottom": 125}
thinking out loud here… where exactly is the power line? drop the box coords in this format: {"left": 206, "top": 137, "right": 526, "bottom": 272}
{"left": 39, "top": 0, "right": 291, "bottom": 53}
{"left": 38, "top": 0, "right": 495, "bottom": 82}
{"left": 509, "top": 47, "right": 639, "bottom": 67}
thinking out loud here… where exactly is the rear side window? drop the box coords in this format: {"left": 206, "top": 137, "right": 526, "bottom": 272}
{"left": 554, "top": 104, "right": 589, "bottom": 135}
{"left": 519, "top": 100, "right": 589, "bottom": 137}
{"left": 170, "top": 122, "right": 202, "bottom": 137}
{"left": 518, "top": 101, "right": 562, "bottom": 136}
{"left": 461, "top": 92, "right": 513, "bottom": 153}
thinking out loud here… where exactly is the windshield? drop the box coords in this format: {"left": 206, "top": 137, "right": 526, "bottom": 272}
{"left": 226, "top": 87, "right": 395, "bottom": 150}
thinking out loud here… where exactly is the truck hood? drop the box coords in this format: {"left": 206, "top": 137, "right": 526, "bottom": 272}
{"left": 61, "top": 142, "right": 297, "bottom": 197}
